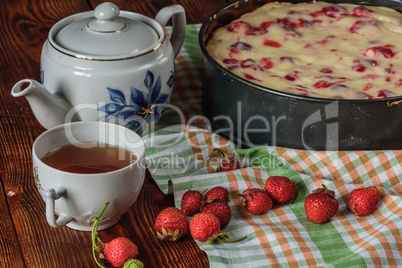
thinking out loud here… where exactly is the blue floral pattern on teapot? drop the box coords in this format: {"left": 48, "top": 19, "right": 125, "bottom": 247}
{"left": 98, "top": 70, "right": 173, "bottom": 135}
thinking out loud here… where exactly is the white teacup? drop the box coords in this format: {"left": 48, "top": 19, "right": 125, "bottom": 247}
{"left": 32, "top": 122, "right": 146, "bottom": 231}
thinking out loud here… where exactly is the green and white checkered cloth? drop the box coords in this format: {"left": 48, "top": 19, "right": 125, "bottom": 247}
{"left": 143, "top": 25, "right": 402, "bottom": 267}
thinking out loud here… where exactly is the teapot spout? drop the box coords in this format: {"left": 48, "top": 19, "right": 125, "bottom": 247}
{"left": 11, "top": 79, "right": 79, "bottom": 129}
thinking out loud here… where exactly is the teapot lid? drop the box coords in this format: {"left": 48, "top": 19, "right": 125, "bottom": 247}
{"left": 52, "top": 2, "right": 161, "bottom": 59}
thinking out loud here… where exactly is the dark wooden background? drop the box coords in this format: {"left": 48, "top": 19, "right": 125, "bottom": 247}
{"left": 0, "top": 0, "right": 232, "bottom": 267}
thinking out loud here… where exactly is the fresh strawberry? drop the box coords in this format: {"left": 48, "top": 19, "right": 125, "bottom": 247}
{"left": 213, "top": 148, "right": 242, "bottom": 172}
{"left": 264, "top": 176, "right": 299, "bottom": 204}
{"left": 241, "top": 188, "right": 273, "bottom": 215}
{"left": 201, "top": 199, "right": 232, "bottom": 227}
{"left": 204, "top": 186, "right": 229, "bottom": 203}
{"left": 104, "top": 237, "right": 139, "bottom": 268}
{"left": 189, "top": 212, "right": 247, "bottom": 243}
{"left": 304, "top": 185, "right": 339, "bottom": 224}
{"left": 91, "top": 202, "right": 142, "bottom": 268}
{"left": 347, "top": 186, "right": 380, "bottom": 216}
{"left": 181, "top": 190, "right": 205, "bottom": 216}
{"left": 155, "top": 207, "right": 189, "bottom": 241}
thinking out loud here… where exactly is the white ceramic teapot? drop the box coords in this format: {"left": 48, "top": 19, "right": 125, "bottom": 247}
{"left": 11, "top": 2, "right": 186, "bottom": 135}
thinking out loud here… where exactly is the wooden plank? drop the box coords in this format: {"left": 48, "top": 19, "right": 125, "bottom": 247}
{"left": 0, "top": 0, "right": 97, "bottom": 267}
{"left": 0, "top": 181, "right": 25, "bottom": 267}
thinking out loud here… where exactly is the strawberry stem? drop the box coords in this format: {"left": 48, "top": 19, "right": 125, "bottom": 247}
{"left": 92, "top": 202, "right": 109, "bottom": 268}
{"left": 208, "top": 232, "right": 247, "bottom": 244}
{"left": 213, "top": 148, "right": 229, "bottom": 162}
{"left": 218, "top": 235, "right": 248, "bottom": 244}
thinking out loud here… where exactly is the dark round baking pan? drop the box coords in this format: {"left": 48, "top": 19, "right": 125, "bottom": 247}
{"left": 199, "top": 0, "right": 402, "bottom": 150}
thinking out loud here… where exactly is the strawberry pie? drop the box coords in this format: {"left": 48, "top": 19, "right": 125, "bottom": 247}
{"left": 206, "top": 1, "right": 402, "bottom": 99}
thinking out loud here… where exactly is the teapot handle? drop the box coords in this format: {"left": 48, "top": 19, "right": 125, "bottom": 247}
{"left": 155, "top": 5, "right": 186, "bottom": 58}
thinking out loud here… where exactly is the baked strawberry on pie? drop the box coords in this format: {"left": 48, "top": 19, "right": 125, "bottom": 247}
{"left": 206, "top": 1, "right": 402, "bottom": 99}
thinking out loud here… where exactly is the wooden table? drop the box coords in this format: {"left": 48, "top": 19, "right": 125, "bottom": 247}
{"left": 0, "top": 0, "right": 231, "bottom": 267}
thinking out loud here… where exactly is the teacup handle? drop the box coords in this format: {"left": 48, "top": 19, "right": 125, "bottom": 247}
{"left": 45, "top": 186, "right": 74, "bottom": 228}
{"left": 155, "top": 5, "right": 186, "bottom": 57}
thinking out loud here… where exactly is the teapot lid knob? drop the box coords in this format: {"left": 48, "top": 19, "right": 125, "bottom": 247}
{"left": 88, "top": 2, "right": 126, "bottom": 32}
